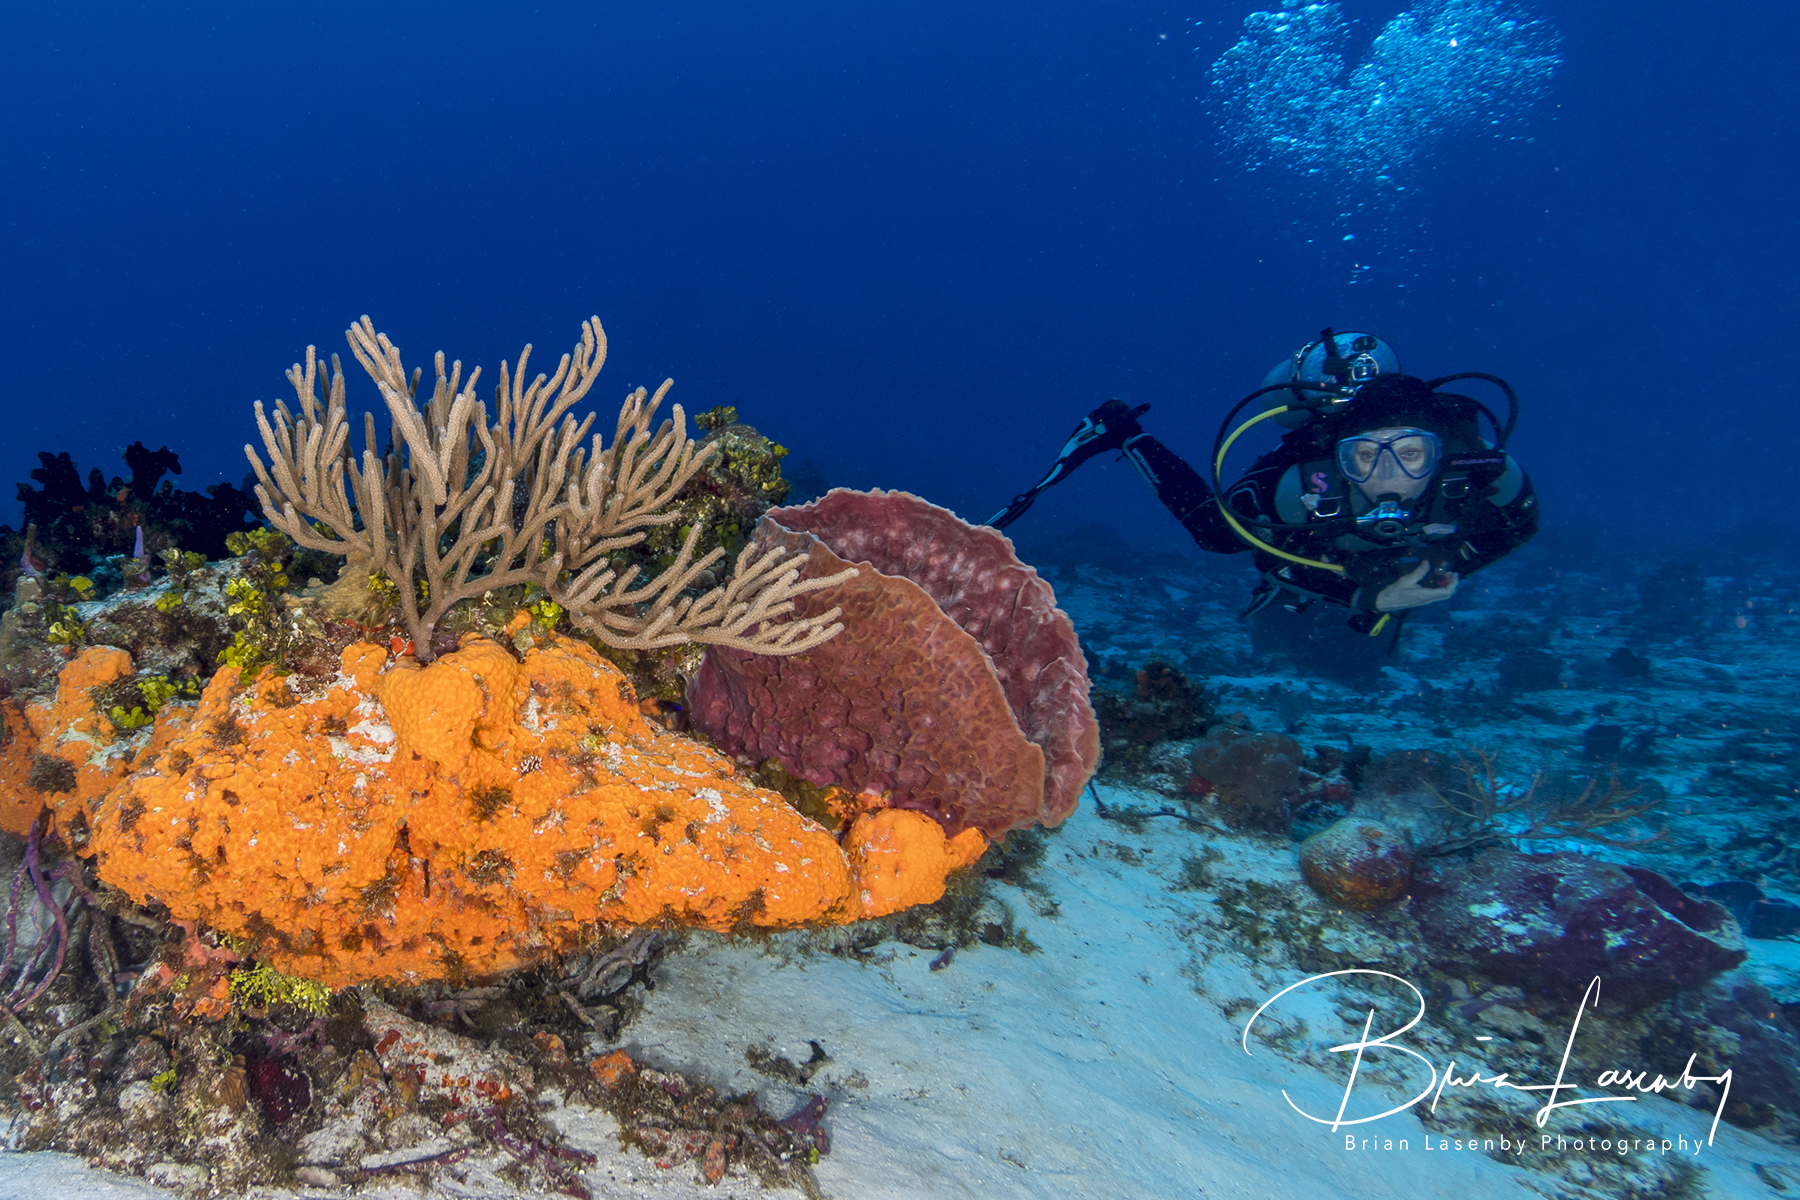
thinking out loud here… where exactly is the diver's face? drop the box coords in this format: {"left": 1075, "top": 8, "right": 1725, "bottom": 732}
{"left": 1345, "top": 426, "right": 1434, "bottom": 502}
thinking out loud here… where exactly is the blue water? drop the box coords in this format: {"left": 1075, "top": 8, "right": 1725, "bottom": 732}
{"left": 3, "top": 0, "right": 1794, "bottom": 555}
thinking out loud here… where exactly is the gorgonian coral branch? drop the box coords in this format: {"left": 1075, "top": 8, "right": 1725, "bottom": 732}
{"left": 1424, "top": 749, "right": 1666, "bottom": 855}
{"left": 245, "top": 316, "right": 852, "bottom": 659}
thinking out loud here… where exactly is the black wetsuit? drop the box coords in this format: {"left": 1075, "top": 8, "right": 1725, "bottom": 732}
{"left": 1123, "top": 377, "right": 1539, "bottom": 629}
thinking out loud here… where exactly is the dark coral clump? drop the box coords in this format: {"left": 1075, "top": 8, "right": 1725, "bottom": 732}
{"left": 1680, "top": 879, "right": 1800, "bottom": 940}
{"left": 1581, "top": 722, "right": 1626, "bottom": 761}
{"left": 1092, "top": 661, "right": 1214, "bottom": 778}
{"left": 1631, "top": 558, "right": 1709, "bottom": 640}
{"left": 246, "top": 1053, "right": 312, "bottom": 1128}
{"left": 1411, "top": 848, "right": 1746, "bottom": 1011}
{"left": 1187, "top": 728, "right": 1303, "bottom": 831}
{"left": 4, "top": 444, "right": 261, "bottom": 593}
{"left": 26, "top": 753, "right": 77, "bottom": 795}
{"left": 1495, "top": 648, "right": 1564, "bottom": 693}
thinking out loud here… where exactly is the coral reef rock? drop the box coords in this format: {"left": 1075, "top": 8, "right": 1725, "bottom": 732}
{"left": 1680, "top": 879, "right": 1800, "bottom": 940}
{"left": 5, "top": 442, "right": 260, "bottom": 587}
{"left": 1299, "top": 818, "right": 1413, "bottom": 910}
{"left": 1410, "top": 848, "right": 1747, "bottom": 1010}
{"left": 1699, "top": 983, "right": 1800, "bottom": 1125}
{"left": 1188, "top": 727, "right": 1303, "bottom": 829}
{"left": 687, "top": 488, "right": 1100, "bottom": 840}
{"left": 1091, "top": 660, "right": 1215, "bottom": 775}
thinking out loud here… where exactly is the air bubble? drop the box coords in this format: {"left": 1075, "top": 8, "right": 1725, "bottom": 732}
{"left": 1207, "top": 0, "right": 1560, "bottom": 198}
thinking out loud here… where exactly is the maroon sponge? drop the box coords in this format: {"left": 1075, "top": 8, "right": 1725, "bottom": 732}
{"left": 686, "top": 489, "right": 1100, "bottom": 839}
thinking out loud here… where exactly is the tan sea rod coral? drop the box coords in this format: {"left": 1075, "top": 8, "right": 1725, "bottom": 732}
{"left": 247, "top": 315, "right": 853, "bottom": 660}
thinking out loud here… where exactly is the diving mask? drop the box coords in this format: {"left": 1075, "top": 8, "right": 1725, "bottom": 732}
{"left": 1336, "top": 428, "right": 1441, "bottom": 485}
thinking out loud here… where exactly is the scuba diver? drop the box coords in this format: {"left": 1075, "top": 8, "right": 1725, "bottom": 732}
{"left": 986, "top": 329, "right": 1539, "bottom": 640}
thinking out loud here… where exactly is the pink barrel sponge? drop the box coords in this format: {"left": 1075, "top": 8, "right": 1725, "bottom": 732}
{"left": 686, "top": 489, "right": 1100, "bottom": 839}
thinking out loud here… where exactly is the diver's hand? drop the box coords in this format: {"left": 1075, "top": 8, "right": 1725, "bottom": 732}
{"left": 1375, "top": 560, "right": 1459, "bottom": 611}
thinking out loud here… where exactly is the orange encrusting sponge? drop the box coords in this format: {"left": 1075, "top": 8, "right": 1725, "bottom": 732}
{"left": 0, "top": 634, "right": 985, "bottom": 987}
{"left": 839, "top": 808, "right": 988, "bottom": 919}
{"left": 0, "top": 646, "right": 164, "bottom": 835}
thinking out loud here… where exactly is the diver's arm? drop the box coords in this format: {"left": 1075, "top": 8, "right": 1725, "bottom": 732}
{"left": 1342, "top": 462, "right": 1538, "bottom": 617}
{"left": 1120, "top": 435, "right": 1246, "bottom": 555}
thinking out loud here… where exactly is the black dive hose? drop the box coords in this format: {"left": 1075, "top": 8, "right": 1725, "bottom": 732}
{"left": 1205, "top": 381, "right": 1354, "bottom": 523}
{"left": 1423, "top": 371, "right": 1520, "bottom": 448}
{"left": 1206, "top": 382, "right": 1346, "bottom": 501}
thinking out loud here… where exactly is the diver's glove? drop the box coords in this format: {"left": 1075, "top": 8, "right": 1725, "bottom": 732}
{"left": 1374, "top": 559, "right": 1460, "bottom": 611}
{"left": 986, "top": 399, "right": 1151, "bottom": 529}
{"left": 1055, "top": 399, "right": 1150, "bottom": 472}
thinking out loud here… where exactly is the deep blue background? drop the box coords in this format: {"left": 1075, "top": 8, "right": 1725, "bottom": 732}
{"left": 3, "top": 1, "right": 1793, "bottom": 559}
